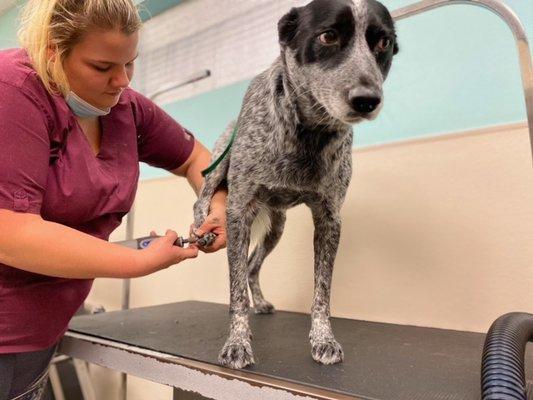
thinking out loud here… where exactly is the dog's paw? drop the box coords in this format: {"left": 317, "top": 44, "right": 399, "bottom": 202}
{"left": 218, "top": 338, "right": 255, "bottom": 369}
{"left": 311, "top": 339, "right": 344, "bottom": 365}
{"left": 254, "top": 300, "right": 275, "bottom": 314}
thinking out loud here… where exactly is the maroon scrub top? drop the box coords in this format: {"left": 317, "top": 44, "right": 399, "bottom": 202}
{"left": 0, "top": 49, "right": 195, "bottom": 353}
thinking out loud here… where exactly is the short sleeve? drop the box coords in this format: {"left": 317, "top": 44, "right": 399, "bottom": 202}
{"left": 0, "top": 81, "right": 51, "bottom": 214}
{"left": 130, "top": 90, "right": 195, "bottom": 171}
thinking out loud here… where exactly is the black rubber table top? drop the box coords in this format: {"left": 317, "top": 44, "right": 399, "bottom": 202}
{"left": 68, "top": 301, "right": 533, "bottom": 399}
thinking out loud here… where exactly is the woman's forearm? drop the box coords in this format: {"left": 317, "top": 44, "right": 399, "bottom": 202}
{"left": 0, "top": 210, "right": 143, "bottom": 279}
{"left": 180, "top": 140, "right": 211, "bottom": 196}
{"left": 181, "top": 141, "right": 228, "bottom": 209}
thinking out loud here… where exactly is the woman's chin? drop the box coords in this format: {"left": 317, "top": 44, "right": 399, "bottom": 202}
{"left": 97, "top": 95, "right": 120, "bottom": 109}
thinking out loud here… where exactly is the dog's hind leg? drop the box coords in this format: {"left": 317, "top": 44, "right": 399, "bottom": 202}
{"left": 218, "top": 195, "right": 257, "bottom": 369}
{"left": 248, "top": 209, "right": 286, "bottom": 314}
{"left": 307, "top": 201, "right": 344, "bottom": 365}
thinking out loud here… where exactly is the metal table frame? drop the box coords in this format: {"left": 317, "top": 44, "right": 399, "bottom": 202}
{"left": 59, "top": 332, "right": 357, "bottom": 400}
{"left": 60, "top": 1, "right": 533, "bottom": 399}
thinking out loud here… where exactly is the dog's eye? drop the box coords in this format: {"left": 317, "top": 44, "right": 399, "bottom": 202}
{"left": 318, "top": 30, "right": 339, "bottom": 46}
{"left": 376, "top": 37, "right": 392, "bottom": 52}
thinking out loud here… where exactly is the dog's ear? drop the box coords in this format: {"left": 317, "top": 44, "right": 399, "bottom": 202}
{"left": 278, "top": 7, "right": 299, "bottom": 47}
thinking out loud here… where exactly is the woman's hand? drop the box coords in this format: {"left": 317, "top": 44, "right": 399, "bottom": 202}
{"left": 192, "top": 189, "right": 228, "bottom": 253}
{"left": 192, "top": 209, "right": 227, "bottom": 253}
{"left": 134, "top": 229, "right": 198, "bottom": 277}
{"left": 171, "top": 140, "right": 228, "bottom": 253}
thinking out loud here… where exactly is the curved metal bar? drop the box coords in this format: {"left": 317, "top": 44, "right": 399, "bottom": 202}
{"left": 392, "top": 0, "right": 533, "bottom": 164}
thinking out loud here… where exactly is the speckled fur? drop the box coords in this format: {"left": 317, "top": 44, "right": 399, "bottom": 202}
{"left": 193, "top": 0, "right": 398, "bottom": 369}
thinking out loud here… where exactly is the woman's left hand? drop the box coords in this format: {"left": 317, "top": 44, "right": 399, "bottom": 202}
{"left": 175, "top": 140, "right": 228, "bottom": 253}
{"left": 191, "top": 206, "right": 227, "bottom": 253}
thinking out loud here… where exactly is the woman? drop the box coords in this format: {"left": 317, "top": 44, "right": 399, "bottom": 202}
{"left": 0, "top": 0, "right": 227, "bottom": 398}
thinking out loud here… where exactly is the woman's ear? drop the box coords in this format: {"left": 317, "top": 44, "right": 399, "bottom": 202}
{"left": 47, "top": 43, "right": 56, "bottom": 60}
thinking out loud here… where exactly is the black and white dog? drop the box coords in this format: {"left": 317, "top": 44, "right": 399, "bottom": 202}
{"left": 194, "top": 0, "right": 398, "bottom": 369}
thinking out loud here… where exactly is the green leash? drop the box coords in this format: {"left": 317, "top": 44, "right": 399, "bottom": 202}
{"left": 201, "top": 124, "right": 238, "bottom": 177}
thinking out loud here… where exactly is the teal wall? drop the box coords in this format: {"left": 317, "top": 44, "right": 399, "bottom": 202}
{"left": 135, "top": 0, "right": 184, "bottom": 21}
{"left": 0, "top": 5, "right": 20, "bottom": 49}
{"left": 1, "top": 1, "right": 531, "bottom": 180}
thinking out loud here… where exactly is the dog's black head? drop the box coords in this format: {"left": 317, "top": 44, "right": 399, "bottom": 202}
{"left": 278, "top": 0, "right": 398, "bottom": 124}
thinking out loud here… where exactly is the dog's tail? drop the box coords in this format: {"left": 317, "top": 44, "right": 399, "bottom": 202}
{"left": 193, "top": 122, "right": 235, "bottom": 228}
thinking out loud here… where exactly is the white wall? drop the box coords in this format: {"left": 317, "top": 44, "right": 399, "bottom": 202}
{"left": 86, "top": 122, "right": 533, "bottom": 399}
{"left": 134, "top": 0, "right": 309, "bottom": 102}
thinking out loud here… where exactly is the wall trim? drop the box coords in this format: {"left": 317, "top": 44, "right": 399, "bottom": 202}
{"left": 354, "top": 121, "right": 528, "bottom": 154}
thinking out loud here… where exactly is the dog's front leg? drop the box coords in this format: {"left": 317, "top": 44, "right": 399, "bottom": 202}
{"left": 218, "top": 202, "right": 256, "bottom": 369}
{"left": 308, "top": 202, "right": 344, "bottom": 365}
{"left": 193, "top": 184, "right": 211, "bottom": 229}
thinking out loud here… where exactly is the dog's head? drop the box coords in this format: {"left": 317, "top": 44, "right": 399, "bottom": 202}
{"left": 278, "top": 0, "right": 398, "bottom": 124}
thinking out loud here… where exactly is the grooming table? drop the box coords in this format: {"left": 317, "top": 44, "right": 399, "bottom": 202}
{"left": 59, "top": 301, "right": 533, "bottom": 400}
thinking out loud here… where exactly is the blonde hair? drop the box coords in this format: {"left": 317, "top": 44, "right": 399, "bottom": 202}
{"left": 18, "top": 0, "right": 142, "bottom": 96}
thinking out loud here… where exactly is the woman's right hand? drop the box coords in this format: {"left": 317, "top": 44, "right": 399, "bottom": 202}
{"left": 134, "top": 229, "right": 199, "bottom": 277}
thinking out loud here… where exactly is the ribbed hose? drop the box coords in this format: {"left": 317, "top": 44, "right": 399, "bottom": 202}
{"left": 481, "top": 312, "right": 533, "bottom": 400}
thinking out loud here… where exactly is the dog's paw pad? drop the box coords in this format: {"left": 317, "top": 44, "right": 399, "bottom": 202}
{"left": 218, "top": 339, "right": 255, "bottom": 369}
{"left": 254, "top": 301, "right": 275, "bottom": 314}
{"left": 311, "top": 340, "right": 344, "bottom": 365}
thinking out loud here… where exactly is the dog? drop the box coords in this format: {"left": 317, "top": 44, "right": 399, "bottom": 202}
{"left": 193, "top": 0, "right": 398, "bottom": 369}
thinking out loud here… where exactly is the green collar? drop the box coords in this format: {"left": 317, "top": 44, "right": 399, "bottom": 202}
{"left": 201, "top": 124, "right": 238, "bottom": 177}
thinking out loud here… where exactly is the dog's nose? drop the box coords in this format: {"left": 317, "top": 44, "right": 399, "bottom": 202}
{"left": 350, "top": 96, "right": 381, "bottom": 114}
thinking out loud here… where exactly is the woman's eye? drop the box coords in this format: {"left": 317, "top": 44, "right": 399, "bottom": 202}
{"left": 318, "top": 30, "right": 340, "bottom": 46}
{"left": 93, "top": 65, "right": 111, "bottom": 72}
{"left": 376, "top": 37, "right": 392, "bottom": 52}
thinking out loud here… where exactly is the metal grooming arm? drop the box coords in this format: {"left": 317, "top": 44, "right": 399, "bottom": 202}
{"left": 391, "top": 0, "right": 533, "bottom": 164}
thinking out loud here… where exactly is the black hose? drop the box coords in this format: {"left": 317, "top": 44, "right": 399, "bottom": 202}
{"left": 481, "top": 312, "right": 533, "bottom": 400}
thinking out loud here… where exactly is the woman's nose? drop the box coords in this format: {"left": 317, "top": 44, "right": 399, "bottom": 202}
{"left": 112, "top": 67, "right": 130, "bottom": 88}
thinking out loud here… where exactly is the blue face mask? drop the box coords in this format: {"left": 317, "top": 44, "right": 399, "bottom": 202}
{"left": 65, "top": 91, "right": 111, "bottom": 118}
